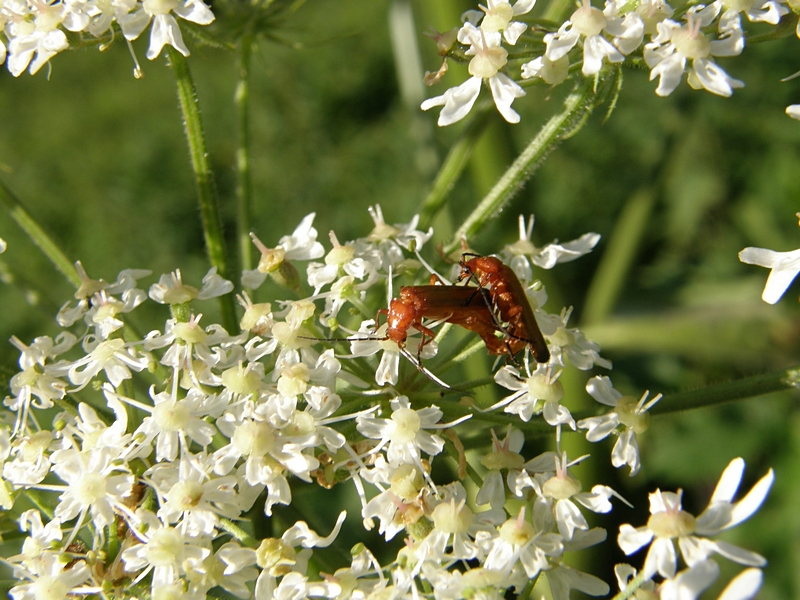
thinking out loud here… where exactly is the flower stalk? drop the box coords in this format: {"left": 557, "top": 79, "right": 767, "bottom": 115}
{"left": 445, "top": 74, "right": 610, "bottom": 254}
{"left": 167, "top": 47, "right": 238, "bottom": 332}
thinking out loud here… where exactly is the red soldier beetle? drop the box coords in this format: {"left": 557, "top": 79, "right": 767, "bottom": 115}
{"left": 376, "top": 283, "right": 515, "bottom": 356}
{"left": 457, "top": 254, "right": 550, "bottom": 364}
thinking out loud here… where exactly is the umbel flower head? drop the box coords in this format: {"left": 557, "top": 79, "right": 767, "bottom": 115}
{"left": 0, "top": 208, "right": 774, "bottom": 600}
{"left": 0, "top": 0, "right": 216, "bottom": 76}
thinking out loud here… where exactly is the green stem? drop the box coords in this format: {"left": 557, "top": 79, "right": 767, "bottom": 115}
{"left": 0, "top": 179, "right": 80, "bottom": 288}
{"left": 649, "top": 366, "right": 800, "bottom": 416}
{"left": 236, "top": 33, "right": 254, "bottom": 273}
{"left": 219, "top": 517, "right": 258, "bottom": 547}
{"left": 166, "top": 47, "right": 238, "bottom": 333}
{"left": 445, "top": 76, "right": 607, "bottom": 254}
{"left": 417, "top": 101, "right": 492, "bottom": 228}
{"left": 610, "top": 571, "right": 648, "bottom": 600}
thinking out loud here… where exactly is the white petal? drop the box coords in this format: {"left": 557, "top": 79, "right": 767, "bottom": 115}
{"left": 147, "top": 14, "right": 189, "bottom": 60}
{"left": 717, "top": 568, "right": 762, "bottom": 600}
{"left": 547, "top": 564, "right": 610, "bottom": 600}
{"left": 494, "top": 365, "right": 525, "bottom": 392}
{"left": 618, "top": 524, "right": 654, "bottom": 555}
{"left": 739, "top": 246, "right": 800, "bottom": 302}
{"left": 582, "top": 35, "right": 620, "bottom": 75}
{"left": 649, "top": 536, "right": 678, "bottom": 578}
{"left": 118, "top": 9, "right": 152, "bottom": 41}
{"left": 577, "top": 414, "right": 619, "bottom": 442}
{"left": 427, "top": 76, "right": 482, "bottom": 126}
{"left": 692, "top": 58, "right": 743, "bottom": 97}
{"left": 489, "top": 73, "right": 525, "bottom": 124}
{"left": 513, "top": 0, "right": 537, "bottom": 15}
{"left": 738, "top": 247, "right": 781, "bottom": 268}
{"left": 504, "top": 21, "right": 528, "bottom": 45}
{"left": 710, "top": 457, "right": 744, "bottom": 503}
{"left": 555, "top": 499, "right": 588, "bottom": 539}
{"left": 586, "top": 375, "right": 622, "bottom": 406}
{"left": 787, "top": 105, "right": 800, "bottom": 120}
{"left": 545, "top": 29, "right": 581, "bottom": 61}
{"left": 729, "top": 468, "right": 774, "bottom": 528}
{"left": 612, "top": 429, "right": 640, "bottom": 476}
{"left": 173, "top": 0, "right": 215, "bottom": 25}
{"left": 476, "top": 470, "right": 506, "bottom": 509}
{"left": 762, "top": 261, "right": 800, "bottom": 303}
{"left": 712, "top": 540, "right": 766, "bottom": 567}
{"left": 659, "top": 560, "right": 719, "bottom": 600}
{"left": 650, "top": 52, "right": 686, "bottom": 96}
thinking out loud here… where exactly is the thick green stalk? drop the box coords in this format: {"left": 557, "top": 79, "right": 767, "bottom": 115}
{"left": 236, "top": 33, "right": 254, "bottom": 273}
{"left": 650, "top": 366, "right": 800, "bottom": 415}
{"left": 0, "top": 179, "right": 80, "bottom": 288}
{"left": 445, "top": 76, "right": 607, "bottom": 254}
{"left": 166, "top": 47, "right": 238, "bottom": 332}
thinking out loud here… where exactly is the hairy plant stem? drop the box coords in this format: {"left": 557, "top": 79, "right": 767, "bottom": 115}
{"left": 220, "top": 517, "right": 258, "bottom": 548}
{"left": 650, "top": 366, "right": 800, "bottom": 415}
{"left": 610, "top": 571, "right": 649, "bottom": 600}
{"left": 0, "top": 179, "right": 80, "bottom": 288}
{"left": 167, "top": 47, "right": 238, "bottom": 333}
{"left": 445, "top": 75, "right": 608, "bottom": 254}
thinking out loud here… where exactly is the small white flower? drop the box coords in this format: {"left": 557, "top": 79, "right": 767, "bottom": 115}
{"left": 422, "top": 22, "right": 525, "bottom": 126}
{"left": 50, "top": 445, "right": 134, "bottom": 530}
{"left": 577, "top": 376, "right": 661, "bottom": 476}
{"left": 133, "top": 388, "right": 218, "bottom": 462}
{"left": 618, "top": 458, "right": 774, "bottom": 579}
{"left": 483, "top": 506, "right": 564, "bottom": 578}
{"left": 9, "top": 551, "right": 92, "bottom": 600}
{"left": 478, "top": 0, "right": 537, "bottom": 45}
{"left": 543, "top": 0, "right": 644, "bottom": 76}
{"left": 644, "top": 5, "right": 744, "bottom": 97}
{"left": 243, "top": 214, "right": 325, "bottom": 288}
{"left": 117, "top": 0, "right": 215, "bottom": 60}
{"left": 503, "top": 215, "right": 601, "bottom": 281}
{"left": 121, "top": 509, "right": 211, "bottom": 591}
{"left": 547, "top": 307, "right": 611, "bottom": 370}
{"left": 739, "top": 214, "right": 800, "bottom": 303}
{"left": 356, "top": 396, "right": 449, "bottom": 466}
{"left": 711, "top": 0, "right": 787, "bottom": 24}
{"left": 5, "top": 0, "right": 70, "bottom": 76}
{"left": 491, "top": 365, "right": 574, "bottom": 427}
{"left": 66, "top": 337, "right": 149, "bottom": 390}
{"left": 521, "top": 53, "right": 570, "bottom": 85}
{"left": 527, "top": 451, "right": 629, "bottom": 540}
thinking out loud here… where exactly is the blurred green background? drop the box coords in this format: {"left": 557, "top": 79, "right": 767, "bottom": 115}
{"left": 1, "top": 0, "right": 800, "bottom": 597}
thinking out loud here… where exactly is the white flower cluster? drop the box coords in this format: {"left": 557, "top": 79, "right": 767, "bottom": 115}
{"left": 422, "top": 0, "right": 795, "bottom": 126}
{"left": 0, "top": 0, "right": 215, "bottom": 77}
{"left": 0, "top": 208, "right": 772, "bottom": 599}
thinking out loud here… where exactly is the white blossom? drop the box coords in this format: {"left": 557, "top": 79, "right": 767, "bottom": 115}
{"left": 644, "top": 5, "right": 744, "bottom": 97}
{"left": 618, "top": 458, "right": 773, "bottom": 579}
